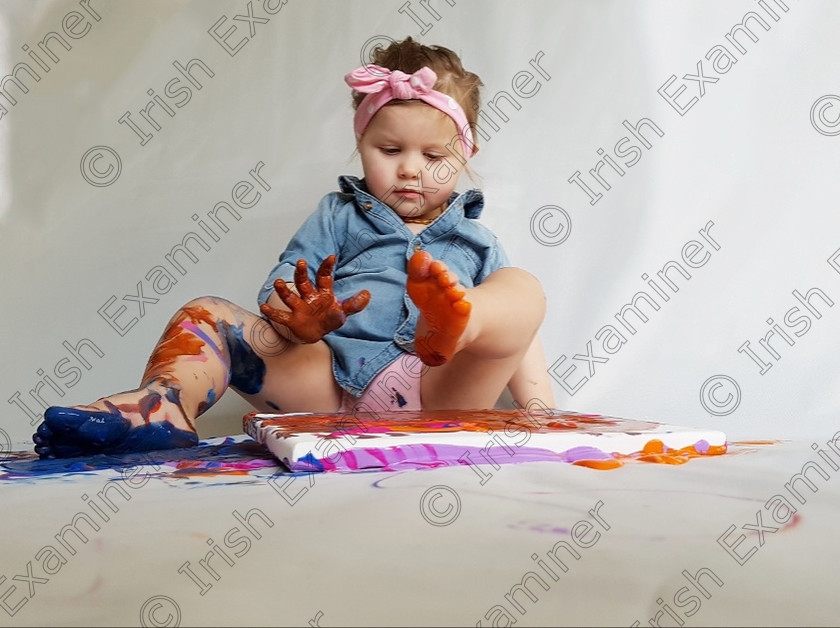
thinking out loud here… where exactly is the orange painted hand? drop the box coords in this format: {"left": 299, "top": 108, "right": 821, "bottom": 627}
{"left": 259, "top": 255, "right": 370, "bottom": 344}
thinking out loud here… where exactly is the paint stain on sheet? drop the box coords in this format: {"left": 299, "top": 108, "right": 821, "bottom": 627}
{"left": 1, "top": 438, "right": 278, "bottom": 482}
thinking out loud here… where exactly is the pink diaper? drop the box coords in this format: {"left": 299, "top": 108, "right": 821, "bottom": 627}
{"left": 339, "top": 354, "right": 425, "bottom": 413}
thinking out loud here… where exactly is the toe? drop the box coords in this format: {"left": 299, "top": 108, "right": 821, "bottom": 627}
{"left": 436, "top": 270, "right": 457, "bottom": 288}
{"left": 35, "top": 422, "right": 53, "bottom": 440}
{"left": 408, "top": 250, "right": 432, "bottom": 279}
{"left": 429, "top": 260, "right": 447, "bottom": 279}
{"left": 446, "top": 286, "right": 466, "bottom": 302}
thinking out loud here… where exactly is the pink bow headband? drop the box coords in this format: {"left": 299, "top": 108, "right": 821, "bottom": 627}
{"left": 344, "top": 65, "right": 476, "bottom": 160}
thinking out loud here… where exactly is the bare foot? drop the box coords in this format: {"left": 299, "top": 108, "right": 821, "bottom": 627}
{"left": 406, "top": 250, "right": 471, "bottom": 366}
{"left": 33, "top": 381, "right": 198, "bottom": 459}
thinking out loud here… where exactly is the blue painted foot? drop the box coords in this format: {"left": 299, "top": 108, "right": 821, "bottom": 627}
{"left": 33, "top": 405, "right": 198, "bottom": 459}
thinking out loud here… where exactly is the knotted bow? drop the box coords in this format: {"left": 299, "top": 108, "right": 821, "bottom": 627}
{"left": 344, "top": 64, "right": 476, "bottom": 159}
{"left": 344, "top": 66, "right": 438, "bottom": 100}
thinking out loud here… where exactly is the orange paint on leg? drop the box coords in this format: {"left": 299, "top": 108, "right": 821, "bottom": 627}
{"left": 142, "top": 306, "right": 217, "bottom": 384}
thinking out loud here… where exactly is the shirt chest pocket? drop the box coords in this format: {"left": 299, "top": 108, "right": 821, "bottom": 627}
{"left": 437, "top": 239, "right": 482, "bottom": 288}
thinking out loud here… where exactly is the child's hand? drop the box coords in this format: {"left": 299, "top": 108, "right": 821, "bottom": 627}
{"left": 259, "top": 255, "right": 370, "bottom": 344}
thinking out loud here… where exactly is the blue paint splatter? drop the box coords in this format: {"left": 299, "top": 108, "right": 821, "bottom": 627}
{"left": 218, "top": 320, "right": 266, "bottom": 395}
{"left": 6, "top": 438, "right": 274, "bottom": 479}
{"left": 358, "top": 357, "right": 365, "bottom": 369}
{"left": 392, "top": 388, "right": 407, "bottom": 408}
{"left": 295, "top": 452, "right": 325, "bottom": 472}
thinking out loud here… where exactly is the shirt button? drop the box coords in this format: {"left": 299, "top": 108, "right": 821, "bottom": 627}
{"left": 363, "top": 201, "right": 373, "bottom": 210}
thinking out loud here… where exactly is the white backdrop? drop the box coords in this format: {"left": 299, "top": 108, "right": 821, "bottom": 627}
{"left": 2, "top": 0, "right": 839, "bottom": 447}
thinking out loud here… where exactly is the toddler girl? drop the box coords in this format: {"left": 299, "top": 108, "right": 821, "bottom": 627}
{"left": 34, "top": 37, "right": 554, "bottom": 459}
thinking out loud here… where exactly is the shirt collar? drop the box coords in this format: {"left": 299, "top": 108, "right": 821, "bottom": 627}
{"left": 337, "top": 175, "right": 485, "bottom": 220}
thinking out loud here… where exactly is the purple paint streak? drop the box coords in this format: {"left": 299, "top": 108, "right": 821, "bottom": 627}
{"left": 287, "top": 443, "right": 617, "bottom": 472}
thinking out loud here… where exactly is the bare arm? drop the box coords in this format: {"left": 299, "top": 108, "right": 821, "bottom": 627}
{"left": 507, "top": 333, "right": 556, "bottom": 408}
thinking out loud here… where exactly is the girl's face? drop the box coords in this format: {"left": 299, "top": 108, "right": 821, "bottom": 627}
{"left": 357, "top": 102, "right": 467, "bottom": 221}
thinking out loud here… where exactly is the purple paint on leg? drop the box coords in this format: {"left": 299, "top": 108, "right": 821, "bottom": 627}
{"left": 694, "top": 439, "right": 710, "bottom": 453}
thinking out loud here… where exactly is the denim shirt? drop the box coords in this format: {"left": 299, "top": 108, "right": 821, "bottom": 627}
{"left": 257, "top": 175, "right": 510, "bottom": 397}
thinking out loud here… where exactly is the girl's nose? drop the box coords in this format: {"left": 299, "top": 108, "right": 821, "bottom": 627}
{"left": 397, "top": 153, "right": 423, "bottom": 179}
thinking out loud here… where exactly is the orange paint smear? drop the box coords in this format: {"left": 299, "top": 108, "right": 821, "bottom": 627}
{"left": 170, "top": 460, "right": 266, "bottom": 477}
{"left": 245, "top": 409, "right": 631, "bottom": 438}
{"left": 573, "top": 439, "right": 728, "bottom": 470}
{"left": 173, "top": 469, "right": 252, "bottom": 477}
{"left": 142, "top": 306, "right": 217, "bottom": 384}
{"left": 573, "top": 458, "right": 623, "bottom": 470}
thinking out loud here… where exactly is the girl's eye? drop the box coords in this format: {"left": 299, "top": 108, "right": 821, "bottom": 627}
{"left": 425, "top": 154, "right": 444, "bottom": 161}
{"left": 381, "top": 148, "right": 399, "bottom": 155}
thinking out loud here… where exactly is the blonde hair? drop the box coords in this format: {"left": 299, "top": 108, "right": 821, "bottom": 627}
{"left": 351, "top": 37, "right": 484, "bottom": 155}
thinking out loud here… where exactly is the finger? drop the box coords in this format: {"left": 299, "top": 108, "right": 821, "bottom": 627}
{"left": 295, "top": 259, "right": 316, "bottom": 300}
{"left": 341, "top": 289, "right": 371, "bottom": 315}
{"left": 260, "top": 302, "right": 292, "bottom": 327}
{"left": 273, "top": 278, "right": 305, "bottom": 310}
{"left": 315, "top": 255, "right": 336, "bottom": 293}
{"left": 273, "top": 278, "right": 291, "bottom": 298}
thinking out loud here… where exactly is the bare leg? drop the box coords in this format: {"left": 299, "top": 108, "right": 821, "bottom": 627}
{"left": 34, "top": 296, "right": 340, "bottom": 458}
{"left": 407, "top": 251, "right": 546, "bottom": 409}
{"left": 507, "top": 334, "right": 556, "bottom": 408}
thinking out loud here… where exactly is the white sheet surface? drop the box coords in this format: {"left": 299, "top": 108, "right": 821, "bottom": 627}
{"left": 1, "top": 437, "right": 838, "bottom": 626}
